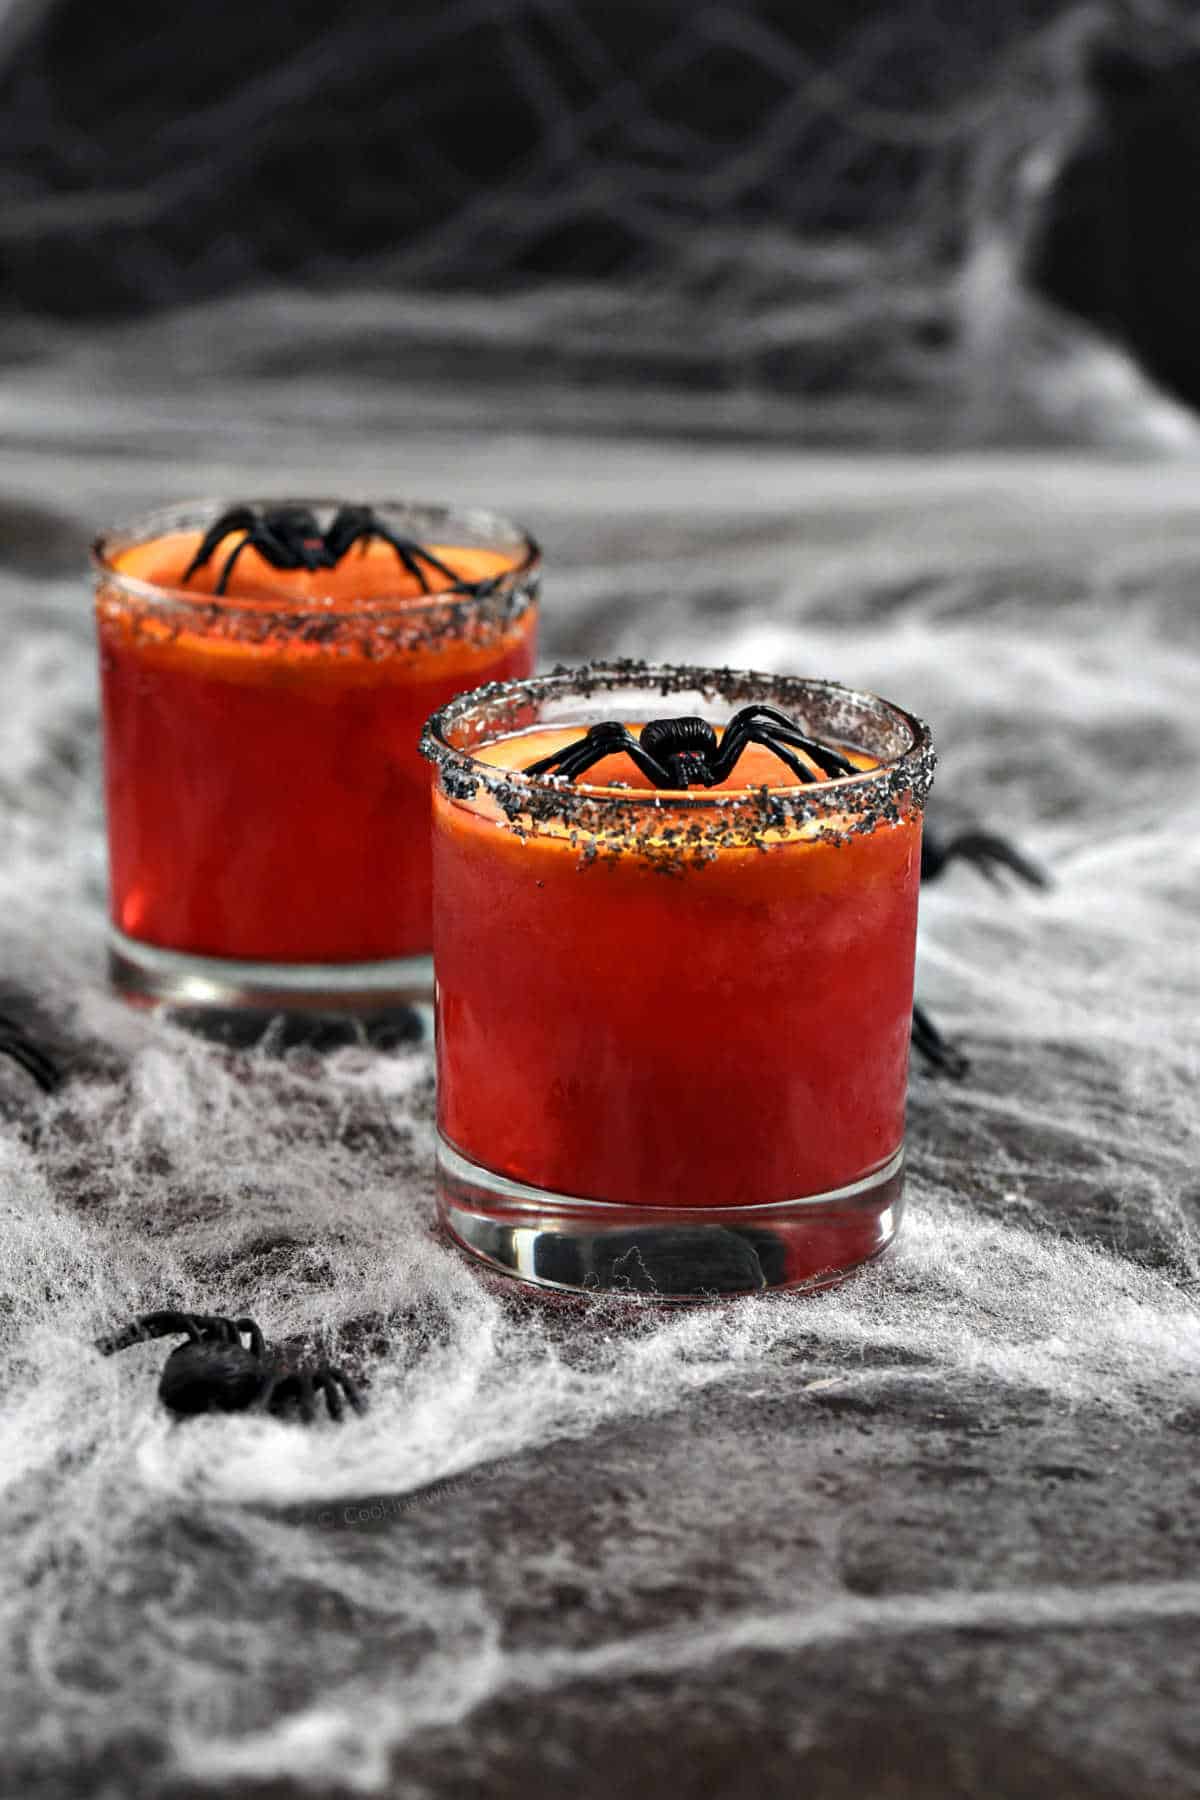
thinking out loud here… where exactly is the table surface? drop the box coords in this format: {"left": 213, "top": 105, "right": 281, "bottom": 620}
{"left": 1, "top": 316, "right": 1198, "bottom": 1800}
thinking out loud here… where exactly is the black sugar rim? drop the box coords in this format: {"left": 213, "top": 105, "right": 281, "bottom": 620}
{"left": 91, "top": 498, "right": 541, "bottom": 642}
{"left": 421, "top": 660, "right": 935, "bottom": 858}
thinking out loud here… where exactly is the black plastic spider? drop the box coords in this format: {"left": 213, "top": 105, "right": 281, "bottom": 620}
{"left": 180, "top": 503, "right": 482, "bottom": 598}
{"left": 526, "top": 710, "right": 1049, "bottom": 1081}
{"left": 921, "top": 828, "right": 1048, "bottom": 893}
{"left": 96, "top": 1311, "right": 364, "bottom": 1423}
{"left": 913, "top": 825, "right": 1049, "bottom": 1076}
{"left": 0, "top": 1011, "right": 60, "bottom": 1092}
{"left": 524, "top": 705, "right": 858, "bottom": 787}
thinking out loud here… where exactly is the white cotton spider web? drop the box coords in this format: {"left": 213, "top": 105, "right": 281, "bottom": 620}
{"left": 0, "top": 414, "right": 1198, "bottom": 1793}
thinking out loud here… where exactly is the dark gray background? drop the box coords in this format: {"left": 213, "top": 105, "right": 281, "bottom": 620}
{"left": 3, "top": 0, "right": 1199, "bottom": 441}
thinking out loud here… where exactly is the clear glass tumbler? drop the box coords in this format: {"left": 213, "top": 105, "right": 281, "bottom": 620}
{"left": 422, "top": 662, "right": 934, "bottom": 1299}
{"left": 93, "top": 499, "right": 539, "bottom": 1018}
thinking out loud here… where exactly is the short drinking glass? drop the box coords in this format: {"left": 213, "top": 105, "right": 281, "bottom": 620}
{"left": 93, "top": 499, "right": 540, "bottom": 1017}
{"left": 422, "top": 662, "right": 934, "bottom": 1299}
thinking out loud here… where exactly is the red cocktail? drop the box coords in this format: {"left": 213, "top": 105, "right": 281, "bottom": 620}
{"left": 93, "top": 501, "right": 539, "bottom": 1014}
{"left": 422, "top": 664, "right": 934, "bottom": 1298}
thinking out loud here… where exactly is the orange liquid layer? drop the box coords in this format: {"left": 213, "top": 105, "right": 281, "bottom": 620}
{"left": 435, "top": 724, "right": 922, "bottom": 1214}
{"left": 98, "top": 534, "right": 537, "bottom": 962}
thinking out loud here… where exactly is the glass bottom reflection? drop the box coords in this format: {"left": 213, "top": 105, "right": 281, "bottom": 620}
{"left": 437, "top": 1135, "right": 904, "bottom": 1300}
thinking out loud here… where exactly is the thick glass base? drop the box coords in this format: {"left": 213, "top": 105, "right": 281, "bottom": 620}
{"left": 437, "top": 1136, "right": 905, "bottom": 1299}
{"left": 109, "top": 928, "right": 434, "bottom": 1040}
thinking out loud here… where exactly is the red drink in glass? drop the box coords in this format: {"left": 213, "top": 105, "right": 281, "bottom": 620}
{"left": 423, "top": 664, "right": 934, "bottom": 1298}
{"left": 93, "top": 501, "right": 539, "bottom": 1015}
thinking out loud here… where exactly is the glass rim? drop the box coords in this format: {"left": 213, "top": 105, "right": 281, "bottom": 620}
{"left": 90, "top": 496, "right": 541, "bottom": 620}
{"left": 420, "top": 660, "right": 935, "bottom": 832}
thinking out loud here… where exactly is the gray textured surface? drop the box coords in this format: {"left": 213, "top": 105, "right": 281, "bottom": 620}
{"left": 1, "top": 324, "right": 1198, "bottom": 1799}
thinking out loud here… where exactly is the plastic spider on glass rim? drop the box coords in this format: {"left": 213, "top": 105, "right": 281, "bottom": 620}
{"left": 524, "top": 705, "right": 1049, "bottom": 1078}
{"left": 180, "top": 502, "right": 503, "bottom": 598}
